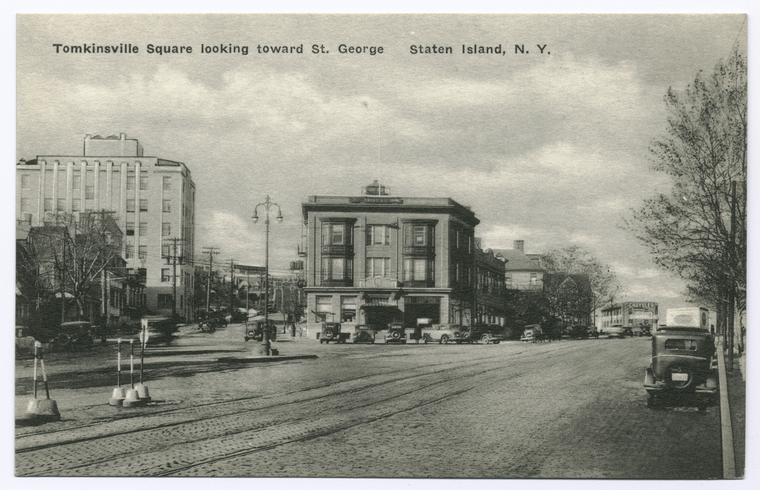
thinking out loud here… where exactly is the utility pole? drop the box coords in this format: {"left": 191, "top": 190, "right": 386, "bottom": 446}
{"left": 60, "top": 235, "right": 66, "bottom": 324}
{"left": 164, "top": 238, "right": 184, "bottom": 318}
{"left": 229, "top": 259, "right": 236, "bottom": 312}
{"left": 201, "top": 247, "right": 220, "bottom": 314}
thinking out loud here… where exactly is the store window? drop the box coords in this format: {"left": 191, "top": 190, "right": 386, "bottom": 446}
{"left": 315, "top": 296, "right": 333, "bottom": 322}
{"left": 341, "top": 296, "right": 357, "bottom": 323}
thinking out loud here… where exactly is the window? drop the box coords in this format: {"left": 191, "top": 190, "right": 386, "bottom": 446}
{"left": 125, "top": 245, "right": 134, "bottom": 259}
{"left": 403, "top": 257, "right": 434, "bottom": 284}
{"left": 139, "top": 199, "right": 148, "bottom": 212}
{"left": 162, "top": 199, "right": 171, "bottom": 213}
{"left": 162, "top": 244, "right": 171, "bottom": 257}
{"left": 367, "top": 225, "right": 391, "bottom": 245}
{"left": 44, "top": 198, "right": 53, "bottom": 212}
{"left": 139, "top": 174, "right": 148, "bottom": 191}
{"left": 85, "top": 184, "right": 95, "bottom": 200}
{"left": 315, "top": 296, "right": 333, "bottom": 322}
{"left": 321, "top": 222, "right": 352, "bottom": 246}
{"left": 57, "top": 198, "right": 65, "bottom": 212}
{"left": 126, "top": 221, "right": 135, "bottom": 236}
{"left": 20, "top": 198, "right": 30, "bottom": 212}
{"left": 530, "top": 273, "right": 537, "bottom": 285}
{"left": 126, "top": 199, "right": 135, "bottom": 212}
{"left": 139, "top": 221, "right": 147, "bottom": 235}
{"left": 158, "top": 294, "right": 173, "bottom": 308}
{"left": 161, "top": 268, "right": 171, "bottom": 282}
{"left": 138, "top": 245, "right": 147, "bottom": 260}
{"left": 72, "top": 174, "right": 81, "bottom": 190}
{"left": 21, "top": 175, "right": 31, "bottom": 190}
{"left": 366, "top": 257, "right": 391, "bottom": 277}
{"left": 413, "top": 225, "right": 427, "bottom": 246}
{"left": 126, "top": 175, "right": 135, "bottom": 190}
{"left": 21, "top": 213, "right": 32, "bottom": 225}
{"left": 162, "top": 176, "right": 171, "bottom": 191}
{"left": 320, "top": 257, "right": 353, "bottom": 283}
{"left": 162, "top": 222, "right": 171, "bottom": 236}
{"left": 341, "top": 296, "right": 357, "bottom": 323}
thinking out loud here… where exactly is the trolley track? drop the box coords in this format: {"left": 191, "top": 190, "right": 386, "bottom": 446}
{"left": 17, "top": 342, "right": 589, "bottom": 476}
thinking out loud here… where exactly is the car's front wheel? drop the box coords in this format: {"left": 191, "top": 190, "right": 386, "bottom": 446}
{"left": 481, "top": 334, "right": 491, "bottom": 344}
{"left": 440, "top": 335, "right": 449, "bottom": 344}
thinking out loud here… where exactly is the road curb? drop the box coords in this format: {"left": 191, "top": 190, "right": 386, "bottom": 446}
{"left": 716, "top": 337, "right": 736, "bottom": 479}
{"left": 216, "top": 355, "right": 318, "bottom": 364}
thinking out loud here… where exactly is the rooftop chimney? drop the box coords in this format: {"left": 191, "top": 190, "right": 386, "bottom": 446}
{"left": 513, "top": 240, "right": 525, "bottom": 252}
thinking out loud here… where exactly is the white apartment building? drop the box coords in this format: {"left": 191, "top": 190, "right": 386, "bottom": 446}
{"left": 16, "top": 133, "right": 196, "bottom": 320}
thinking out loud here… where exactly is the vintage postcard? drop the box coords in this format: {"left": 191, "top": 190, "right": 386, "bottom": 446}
{"left": 13, "top": 13, "right": 747, "bottom": 480}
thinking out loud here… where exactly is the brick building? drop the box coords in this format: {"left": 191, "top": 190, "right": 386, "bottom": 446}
{"left": 301, "top": 181, "right": 479, "bottom": 337}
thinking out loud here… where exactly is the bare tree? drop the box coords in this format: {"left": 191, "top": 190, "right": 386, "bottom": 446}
{"left": 541, "top": 245, "right": 620, "bottom": 322}
{"left": 626, "top": 49, "right": 746, "bottom": 320}
{"left": 32, "top": 212, "right": 123, "bottom": 320}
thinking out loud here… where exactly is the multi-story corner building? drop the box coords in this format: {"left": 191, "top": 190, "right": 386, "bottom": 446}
{"left": 493, "top": 240, "right": 544, "bottom": 291}
{"left": 600, "top": 301, "right": 659, "bottom": 331}
{"left": 301, "top": 181, "right": 479, "bottom": 337}
{"left": 473, "top": 243, "right": 506, "bottom": 325}
{"left": 16, "top": 133, "right": 196, "bottom": 320}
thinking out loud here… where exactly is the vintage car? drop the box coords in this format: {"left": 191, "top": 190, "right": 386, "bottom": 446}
{"left": 383, "top": 322, "right": 408, "bottom": 344}
{"left": 419, "top": 323, "right": 465, "bottom": 344}
{"left": 462, "top": 324, "right": 506, "bottom": 344}
{"left": 51, "top": 321, "right": 96, "bottom": 351}
{"left": 520, "top": 324, "right": 543, "bottom": 342}
{"left": 352, "top": 325, "right": 376, "bottom": 344}
{"left": 319, "top": 322, "right": 351, "bottom": 344}
{"left": 244, "top": 317, "right": 277, "bottom": 342}
{"left": 141, "top": 316, "right": 180, "bottom": 345}
{"left": 643, "top": 326, "right": 718, "bottom": 407}
{"left": 605, "top": 324, "right": 626, "bottom": 338}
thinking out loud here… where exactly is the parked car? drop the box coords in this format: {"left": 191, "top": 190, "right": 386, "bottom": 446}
{"left": 383, "top": 322, "right": 408, "bottom": 344}
{"left": 49, "top": 321, "right": 96, "bottom": 351}
{"left": 419, "top": 323, "right": 465, "bottom": 344}
{"left": 352, "top": 325, "right": 376, "bottom": 344}
{"left": 462, "top": 324, "right": 506, "bottom": 344}
{"left": 520, "top": 324, "right": 543, "bottom": 342}
{"left": 643, "top": 326, "right": 718, "bottom": 407}
{"left": 605, "top": 325, "right": 626, "bottom": 338}
{"left": 245, "top": 317, "right": 277, "bottom": 342}
{"left": 141, "top": 316, "right": 180, "bottom": 345}
{"left": 319, "top": 322, "right": 350, "bottom": 344}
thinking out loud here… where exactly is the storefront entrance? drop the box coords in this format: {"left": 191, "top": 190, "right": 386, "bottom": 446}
{"left": 403, "top": 296, "right": 441, "bottom": 328}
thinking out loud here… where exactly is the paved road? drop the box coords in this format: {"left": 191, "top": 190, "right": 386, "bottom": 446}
{"left": 15, "top": 327, "right": 722, "bottom": 478}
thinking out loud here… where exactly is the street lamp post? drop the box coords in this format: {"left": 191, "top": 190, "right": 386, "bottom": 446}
{"left": 252, "top": 195, "right": 283, "bottom": 356}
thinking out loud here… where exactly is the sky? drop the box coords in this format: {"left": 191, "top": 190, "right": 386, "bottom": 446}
{"left": 15, "top": 14, "right": 747, "bottom": 313}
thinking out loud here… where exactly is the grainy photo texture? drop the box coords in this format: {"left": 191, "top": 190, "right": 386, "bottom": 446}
{"left": 14, "top": 14, "right": 747, "bottom": 479}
